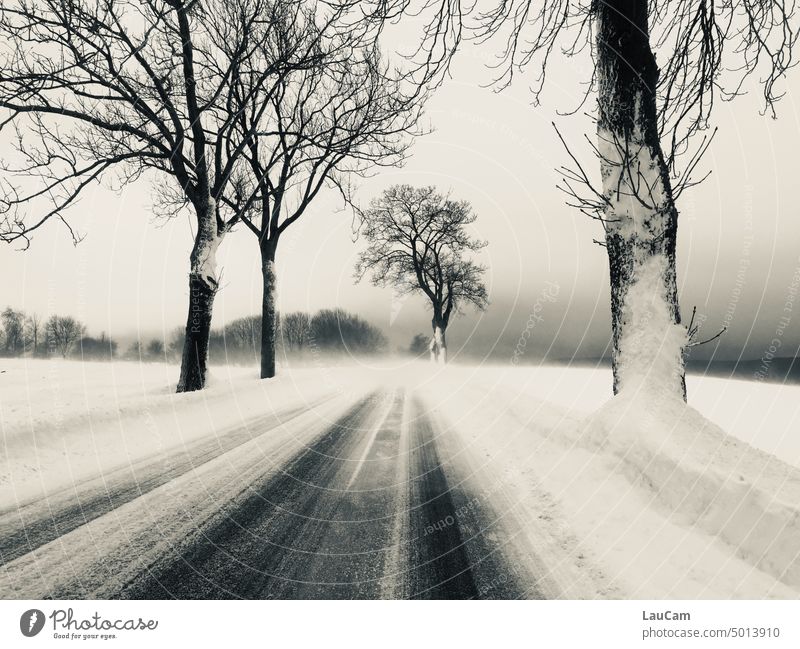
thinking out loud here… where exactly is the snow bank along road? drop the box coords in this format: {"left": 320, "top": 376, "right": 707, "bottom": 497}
{"left": 0, "top": 386, "right": 547, "bottom": 599}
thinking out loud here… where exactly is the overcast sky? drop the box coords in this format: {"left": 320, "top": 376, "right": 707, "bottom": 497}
{"left": 3, "top": 36, "right": 800, "bottom": 363}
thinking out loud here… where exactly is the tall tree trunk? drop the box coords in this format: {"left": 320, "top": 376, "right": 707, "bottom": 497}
{"left": 177, "top": 199, "right": 220, "bottom": 393}
{"left": 430, "top": 316, "right": 447, "bottom": 364}
{"left": 260, "top": 240, "right": 277, "bottom": 379}
{"left": 596, "top": 0, "right": 685, "bottom": 399}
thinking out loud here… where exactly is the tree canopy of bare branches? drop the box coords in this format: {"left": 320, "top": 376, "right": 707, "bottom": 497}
{"left": 282, "top": 312, "right": 311, "bottom": 352}
{"left": 217, "top": 3, "right": 432, "bottom": 379}
{"left": 473, "top": 0, "right": 795, "bottom": 162}
{"left": 0, "top": 0, "right": 343, "bottom": 391}
{"left": 356, "top": 184, "right": 488, "bottom": 364}
{"left": 45, "top": 315, "right": 85, "bottom": 358}
{"left": 0, "top": 0, "right": 448, "bottom": 389}
{"left": 25, "top": 312, "right": 42, "bottom": 356}
{"left": 1, "top": 307, "right": 25, "bottom": 355}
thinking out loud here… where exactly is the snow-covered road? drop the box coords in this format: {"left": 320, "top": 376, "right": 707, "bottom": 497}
{"left": 0, "top": 383, "right": 546, "bottom": 599}
{"left": 2, "top": 359, "right": 799, "bottom": 599}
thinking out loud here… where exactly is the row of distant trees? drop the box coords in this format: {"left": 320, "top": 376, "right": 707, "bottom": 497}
{"left": 191, "top": 309, "right": 388, "bottom": 365}
{"left": 0, "top": 308, "right": 86, "bottom": 358}
{"left": 0, "top": 307, "right": 386, "bottom": 363}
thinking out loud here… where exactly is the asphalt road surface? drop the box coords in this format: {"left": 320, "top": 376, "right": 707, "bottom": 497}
{"left": 1, "top": 390, "right": 533, "bottom": 599}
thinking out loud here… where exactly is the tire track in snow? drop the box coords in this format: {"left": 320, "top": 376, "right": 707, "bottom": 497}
{"left": 119, "top": 392, "right": 391, "bottom": 599}
{"left": 117, "top": 390, "right": 530, "bottom": 599}
{"left": 1, "top": 387, "right": 540, "bottom": 599}
{"left": 403, "top": 396, "right": 479, "bottom": 598}
{"left": 0, "top": 395, "right": 333, "bottom": 565}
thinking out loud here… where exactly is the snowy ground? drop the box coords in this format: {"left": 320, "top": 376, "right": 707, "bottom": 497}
{"left": 422, "top": 364, "right": 800, "bottom": 598}
{"left": 1, "top": 357, "right": 799, "bottom": 598}
{"left": 0, "top": 358, "right": 375, "bottom": 504}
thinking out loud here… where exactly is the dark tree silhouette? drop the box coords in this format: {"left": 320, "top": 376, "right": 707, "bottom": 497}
{"left": 463, "top": 0, "right": 797, "bottom": 397}
{"left": 221, "top": 3, "right": 429, "bottom": 380}
{"left": 356, "top": 185, "right": 488, "bottom": 364}
{"left": 409, "top": 333, "right": 430, "bottom": 357}
{"left": 1, "top": 307, "right": 25, "bottom": 356}
{"left": 146, "top": 339, "right": 165, "bottom": 359}
{"left": 283, "top": 312, "right": 312, "bottom": 352}
{"left": 0, "top": 0, "right": 314, "bottom": 391}
{"left": 25, "top": 312, "right": 42, "bottom": 356}
{"left": 45, "top": 315, "right": 85, "bottom": 358}
{"left": 308, "top": 309, "right": 387, "bottom": 354}
{"left": 77, "top": 334, "right": 118, "bottom": 361}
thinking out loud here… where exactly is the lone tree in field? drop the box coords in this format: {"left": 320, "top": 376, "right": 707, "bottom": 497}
{"left": 0, "top": 0, "right": 320, "bottom": 391}
{"left": 471, "top": 0, "right": 796, "bottom": 397}
{"left": 221, "top": 4, "right": 428, "bottom": 380}
{"left": 356, "top": 185, "right": 488, "bottom": 364}
{"left": 45, "top": 315, "right": 85, "bottom": 358}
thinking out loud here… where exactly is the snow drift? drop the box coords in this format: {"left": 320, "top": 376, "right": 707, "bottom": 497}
{"left": 578, "top": 391, "right": 800, "bottom": 590}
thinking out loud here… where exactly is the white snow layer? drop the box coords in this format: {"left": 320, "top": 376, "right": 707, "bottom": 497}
{"left": 0, "top": 358, "right": 371, "bottom": 505}
{"left": 195, "top": 199, "right": 222, "bottom": 285}
{"left": 616, "top": 256, "right": 688, "bottom": 396}
{"left": 576, "top": 390, "right": 800, "bottom": 594}
{"left": 422, "top": 363, "right": 800, "bottom": 598}
{"left": 2, "top": 358, "right": 800, "bottom": 598}
{"left": 597, "top": 96, "right": 667, "bottom": 242}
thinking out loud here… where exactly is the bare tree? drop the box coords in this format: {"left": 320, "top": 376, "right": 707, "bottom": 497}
{"left": 25, "top": 312, "right": 41, "bottom": 356}
{"left": 45, "top": 315, "right": 85, "bottom": 358}
{"left": 356, "top": 185, "right": 488, "bottom": 364}
{"left": 283, "top": 312, "right": 311, "bottom": 352}
{"left": 462, "top": 0, "right": 797, "bottom": 398}
{"left": 1, "top": 307, "right": 25, "bottom": 356}
{"left": 0, "top": 0, "right": 311, "bottom": 391}
{"left": 222, "top": 3, "right": 429, "bottom": 379}
{"left": 219, "top": 315, "right": 260, "bottom": 364}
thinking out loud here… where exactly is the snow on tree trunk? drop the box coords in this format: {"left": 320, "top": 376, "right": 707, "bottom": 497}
{"left": 435, "top": 325, "right": 447, "bottom": 364}
{"left": 260, "top": 249, "right": 277, "bottom": 380}
{"left": 177, "top": 198, "right": 221, "bottom": 393}
{"left": 429, "top": 323, "right": 447, "bottom": 364}
{"left": 615, "top": 256, "right": 687, "bottom": 395}
{"left": 596, "top": 0, "right": 684, "bottom": 399}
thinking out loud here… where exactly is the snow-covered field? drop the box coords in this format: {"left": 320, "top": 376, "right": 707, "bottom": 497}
{"left": 2, "top": 357, "right": 799, "bottom": 598}
{"left": 0, "top": 358, "right": 375, "bottom": 504}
